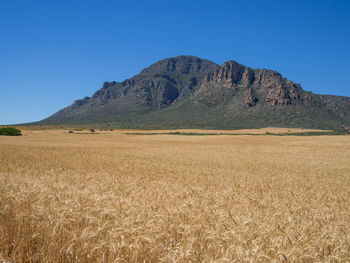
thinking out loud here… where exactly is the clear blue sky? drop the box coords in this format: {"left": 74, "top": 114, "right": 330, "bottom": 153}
{"left": 1, "top": 0, "right": 350, "bottom": 124}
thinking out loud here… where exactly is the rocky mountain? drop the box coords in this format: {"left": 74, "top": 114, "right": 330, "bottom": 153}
{"left": 40, "top": 55, "right": 350, "bottom": 130}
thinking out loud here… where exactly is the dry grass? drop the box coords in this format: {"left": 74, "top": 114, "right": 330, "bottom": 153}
{"left": 0, "top": 129, "right": 350, "bottom": 262}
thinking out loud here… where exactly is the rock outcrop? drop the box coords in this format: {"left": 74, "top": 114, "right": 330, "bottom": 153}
{"left": 245, "top": 88, "right": 258, "bottom": 106}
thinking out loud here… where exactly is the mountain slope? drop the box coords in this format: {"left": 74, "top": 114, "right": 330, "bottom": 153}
{"left": 40, "top": 56, "right": 350, "bottom": 130}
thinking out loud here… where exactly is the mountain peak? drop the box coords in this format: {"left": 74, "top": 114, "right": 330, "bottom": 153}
{"left": 140, "top": 55, "right": 218, "bottom": 75}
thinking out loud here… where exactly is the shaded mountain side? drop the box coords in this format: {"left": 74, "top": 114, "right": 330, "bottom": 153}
{"left": 39, "top": 55, "right": 350, "bottom": 130}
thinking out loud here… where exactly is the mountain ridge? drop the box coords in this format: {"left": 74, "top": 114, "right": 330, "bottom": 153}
{"left": 39, "top": 55, "right": 350, "bottom": 130}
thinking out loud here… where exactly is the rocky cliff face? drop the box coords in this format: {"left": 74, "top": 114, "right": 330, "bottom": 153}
{"left": 200, "top": 61, "right": 304, "bottom": 106}
{"left": 40, "top": 56, "right": 350, "bottom": 130}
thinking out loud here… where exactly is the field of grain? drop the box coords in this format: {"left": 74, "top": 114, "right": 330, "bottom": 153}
{"left": 1, "top": 129, "right": 350, "bottom": 262}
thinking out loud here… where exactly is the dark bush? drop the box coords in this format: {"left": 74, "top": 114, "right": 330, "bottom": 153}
{"left": 0, "top": 127, "right": 22, "bottom": 136}
{"left": 90, "top": 129, "right": 95, "bottom": 133}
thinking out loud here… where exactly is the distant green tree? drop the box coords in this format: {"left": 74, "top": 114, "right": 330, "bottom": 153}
{"left": 0, "top": 127, "right": 22, "bottom": 136}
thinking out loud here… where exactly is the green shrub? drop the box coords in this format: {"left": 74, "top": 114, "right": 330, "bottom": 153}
{"left": 90, "top": 129, "right": 95, "bottom": 133}
{"left": 68, "top": 130, "right": 74, "bottom": 133}
{"left": 0, "top": 127, "right": 22, "bottom": 136}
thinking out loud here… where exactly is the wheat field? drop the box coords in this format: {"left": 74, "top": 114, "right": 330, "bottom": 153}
{"left": 0, "top": 129, "right": 350, "bottom": 262}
